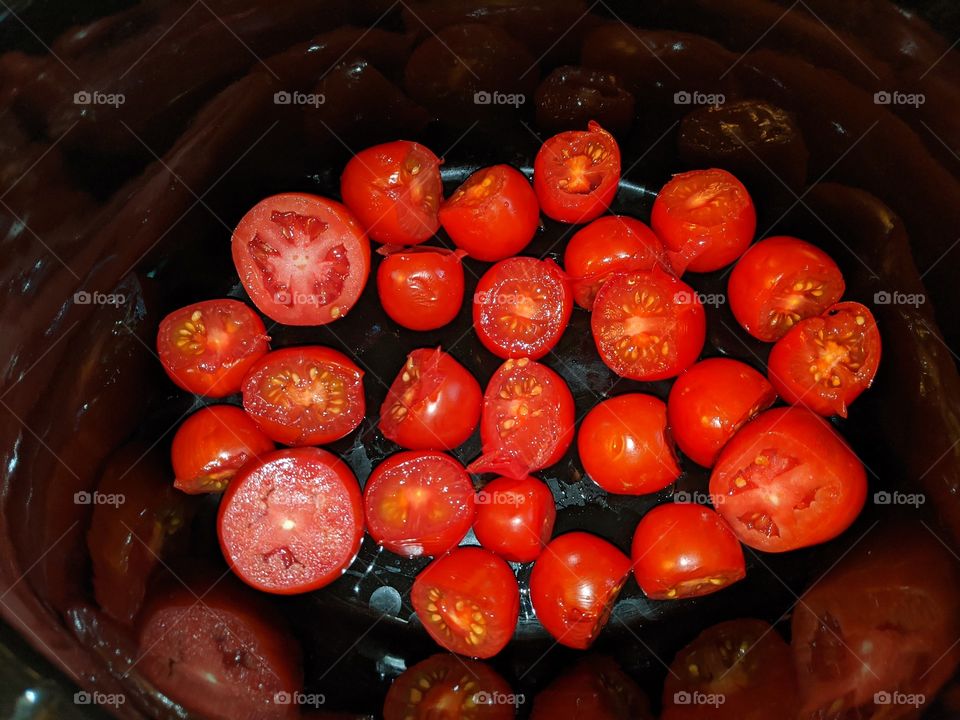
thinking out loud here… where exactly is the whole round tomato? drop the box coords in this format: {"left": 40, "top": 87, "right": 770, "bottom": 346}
{"left": 578, "top": 394, "right": 680, "bottom": 495}
{"left": 157, "top": 299, "right": 269, "bottom": 397}
{"left": 534, "top": 121, "right": 621, "bottom": 223}
{"left": 651, "top": 168, "right": 756, "bottom": 273}
{"left": 231, "top": 193, "right": 371, "bottom": 325}
{"left": 242, "top": 346, "right": 365, "bottom": 446}
{"left": 728, "top": 235, "right": 845, "bottom": 342}
{"left": 667, "top": 358, "right": 777, "bottom": 468}
{"left": 631, "top": 503, "right": 745, "bottom": 600}
{"left": 709, "top": 407, "right": 867, "bottom": 552}
{"left": 473, "top": 257, "right": 573, "bottom": 360}
{"left": 363, "top": 450, "right": 476, "bottom": 558}
{"left": 379, "top": 347, "right": 482, "bottom": 451}
{"left": 171, "top": 405, "right": 274, "bottom": 494}
{"left": 376, "top": 246, "right": 465, "bottom": 331}
{"left": 473, "top": 476, "right": 556, "bottom": 562}
{"left": 529, "top": 532, "right": 631, "bottom": 649}
{"left": 411, "top": 546, "right": 520, "bottom": 659}
{"left": 591, "top": 269, "right": 706, "bottom": 381}
{"left": 768, "top": 301, "right": 880, "bottom": 418}
{"left": 340, "top": 140, "right": 442, "bottom": 245}
{"left": 439, "top": 164, "right": 540, "bottom": 261}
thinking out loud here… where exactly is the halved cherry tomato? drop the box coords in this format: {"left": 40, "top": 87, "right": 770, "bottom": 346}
{"left": 363, "top": 451, "right": 475, "bottom": 558}
{"left": 379, "top": 348, "right": 482, "bottom": 451}
{"left": 631, "top": 503, "right": 745, "bottom": 600}
{"left": 412, "top": 546, "right": 520, "bottom": 659}
{"left": 767, "top": 301, "right": 880, "bottom": 418}
{"left": 376, "top": 246, "right": 466, "bottom": 331}
{"left": 473, "top": 475, "right": 556, "bottom": 562}
{"left": 591, "top": 269, "right": 706, "bottom": 381}
{"left": 231, "top": 193, "right": 371, "bottom": 325}
{"left": 340, "top": 140, "right": 442, "bottom": 245}
{"left": 531, "top": 656, "right": 653, "bottom": 720}
{"left": 217, "top": 447, "right": 364, "bottom": 594}
{"left": 473, "top": 257, "right": 573, "bottom": 360}
{"left": 384, "top": 654, "right": 515, "bottom": 720}
{"left": 171, "top": 405, "right": 275, "bottom": 494}
{"left": 563, "top": 215, "right": 668, "bottom": 309}
{"left": 578, "top": 394, "right": 680, "bottom": 495}
{"left": 728, "top": 235, "right": 845, "bottom": 342}
{"left": 667, "top": 358, "right": 777, "bottom": 468}
{"left": 533, "top": 121, "right": 621, "bottom": 223}
{"left": 709, "top": 407, "right": 867, "bottom": 552}
{"left": 439, "top": 164, "right": 540, "bottom": 261}
{"left": 242, "top": 346, "right": 364, "bottom": 446}
{"left": 529, "top": 532, "right": 631, "bottom": 649}
{"left": 662, "top": 619, "right": 796, "bottom": 720}
{"left": 157, "top": 299, "right": 269, "bottom": 397}
{"left": 468, "top": 358, "right": 575, "bottom": 479}
{"left": 651, "top": 168, "right": 756, "bottom": 273}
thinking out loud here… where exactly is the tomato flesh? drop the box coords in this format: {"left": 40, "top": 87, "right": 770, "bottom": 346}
{"left": 473, "top": 475, "right": 556, "bottom": 562}
{"left": 376, "top": 246, "right": 465, "bottom": 331}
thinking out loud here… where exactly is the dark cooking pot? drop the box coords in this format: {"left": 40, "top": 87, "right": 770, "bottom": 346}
{"left": 2, "top": 0, "right": 960, "bottom": 718}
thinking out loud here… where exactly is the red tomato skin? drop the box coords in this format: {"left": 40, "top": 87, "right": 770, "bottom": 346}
{"left": 529, "top": 532, "right": 632, "bottom": 649}
{"left": 728, "top": 235, "right": 845, "bottom": 342}
{"left": 439, "top": 164, "right": 540, "bottom": 261}
{"left": 217, "top": 447, "right": 364, "bottom": 595}
{"left": 376, "top": 246, "right": 465, "bottom": 331}
{"left": 411, "top": 547, "right": 520, "bottom": 659}
{"left": 379, "top": 348, "right": 482, "bottom": 451}
{"left": 534, "top": 121, "right": 621, "bottom": 223}
{"left": 241, "top": 346, "right": 365, "bottom": 446}
{"left": 578, "top": 394, "right": 680, "bottom": 495}
{"left": 171, "top": 405, "right": 275, "bottom": 494}
{"left": 231, "top": 193, "right": 371, "bottom": 326}
{"left": 531, "top": 656, "right": 654, "bottom": 720}
{"left": 472, "top": 257, "right": 573, "bottom": 360}
{"left": 157, "top": 299, "right": 269, "bottom": 397}
{"left": 631, "top": 503, "right": 746, "bottom": 600}
{"left": 651, "top": 168, "right": 756, "bottom": 273}
{"left": 767, "top": 301, "right": 881, "bottom": 418}
{"left": 473, "top": 476, "right": 557, "bottom": 562}
{"left": 667, "top": 358, "right": 777, "bottom": 468}
{"left": 340, "top": 140, "right": 442, "bottom": 245}
{"left": 709, "top": 407, "right": 867, "bottom": 552}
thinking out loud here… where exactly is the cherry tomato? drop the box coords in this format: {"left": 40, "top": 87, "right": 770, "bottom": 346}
{"left": 412, "top": 547, "right": 520, "bottom": 659}
{"left": 157, "top": 299, "right": 269, "bottom": 397}
{"left": 363, "top": 451, "right": 475, "bottom": 558}
{"left": 651, "top": 168, "right": 756, "bottom": 273}
{"left": 728, "top": 235, "right": 846, "bottom": 342}
{"left": 768, "top": 301, "right": 881, "bottom": 418}
{"left": 170, "top": 405, "right": 274, "bottom": 494}
{"left": 531, "top": 656, "right": 653, "bottom": 720}
{"left": 439, "top": 164, "right": 540, "bottom": 262}
{"left": 231, "top": 193, "right": 371, "bottom": 325}
{"left": 667, "top": 358, "right": 777, "bottom": 468}
{"left": 384, "top": 654, "right": 515, "bottom": 720}
{"left": 340, "top": 140, "right": 442, "bottom": 245}
{"left": 379, "top": 348, "right": 482, "bottom": 451}
{"left": 473, "top": 476, "right": 556, "bottom": 563}
{"left": 631, "top": 503, "right": 745, "bottom": 600}
{"left": 534, "top": 66, "right": 636, "bottom": 137}
{"left": 376, "top": 246, "right": 465, "bottom": 331}
{"left": 709, "top": 407, "right": 867, "bottom": 552}
{"left": 242, "top": 346, "right": 364, "bottom": 446}
{"left": 217, "top": 447, "right": 364, "bottom": 594}
{"left": 473, "top": 257, "right": 573, "bottom": 360}
{"left": 578, "top": 394, "right": 680, "bottom": 495}
{"left": 591, "top": 269, "right": 706, "bottom": 381}
{"left": 529, "top": 532, "right": 631, "bottom": 649}
{"left": 662, "top": 619, "right": 796, "bottom": 720}
{"left": 533, "top": 121, "right": 621, "bottom": 224}
{"left": 563, "top": 215, "right": 669, "bottom": 309}
{"left": 468, "top": 358, "right": 575, "bottom": 479}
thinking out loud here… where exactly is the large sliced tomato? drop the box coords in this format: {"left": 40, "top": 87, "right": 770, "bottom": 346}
{"left": 231, "top": 193, "right": 371, "bottom": 326}
{"left": 531, "top": 656, "right": 653, "bottom": 720}
{"left": 709, "top": 407, "right": 867, "bottom": 552}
